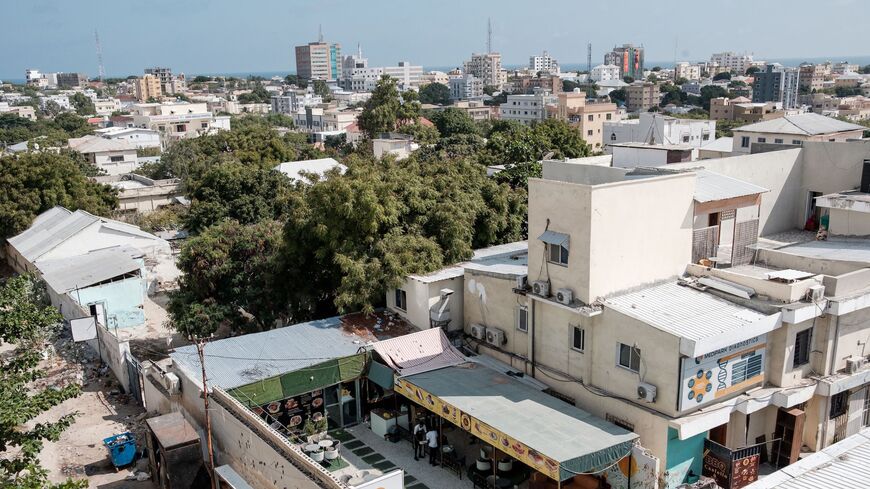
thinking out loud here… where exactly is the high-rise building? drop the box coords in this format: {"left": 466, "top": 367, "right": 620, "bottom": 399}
{"left": 134, "top": 74, "right": 162, "bottom": 102}
{"left": 144, "top": 67, "right": 173, "bottom": 90}
{"left": 604, "top": 44, "right": 644, "bottom": 79}
{"left": 529, "top": 51, "right": 559, "bottom": 74}
{"left": 709, "top": 52, "right": 757, "bottom": 74}
{"left": 463, "top": 53, "right": 507, "bottom": 89}
{"left": 449, "top": 74, "right": 484, "bottom": 101}
{"left": 56, "top": 72, "right": 88, "bottom": 88}
{"left": 753, "top": 64, "right": 801, "bottom": 109}
{"left": 341, "top": 45, "right": 368, "bottom": 83}
{"left": 295, "top": 41, "right": 342, "bottom": 81}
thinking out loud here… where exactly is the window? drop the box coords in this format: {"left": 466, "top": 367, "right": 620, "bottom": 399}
{"left": 741, "top": 136, "right": 750, "bottom": 148}
{"left": 682, "top": 135, "right": 690, "bottom": 143}
{"left": 175, "top": 124, "right": 186, "bottom": 133}
{"left": 774, "top": 138, "right": 783, "bottom": 144}
{"left": 572, "top": 326, "right": 585, "bottom": 352}
{"left": 757, "top": 137, "right": 767, "bottom": 143}
{"left": 588, "top": 114, "right": 594, "bottom": 121}
{"left": 109, "top": 155, "right": 124, "bottom": 162}
{"left": 517, "top": 306, "right": 528, "bottom": 332}
{"left": 702, "top": 133, "right": 710, "bottom": 141}
{"left": 394, "top": 289, "right": 407, "bottom": 311}
{"left": 617, "top": 343, "right": 641, "bottom": 372}
{"left": 830, "top": 391, "right": 849, "bottom": 419}
{"left": 793, "top": 328, "right": 812, "bottom": 368}
{"left": 201, "top": 122, "right": 208, "bottom": 129}
{"left": 606, "top": 113, "right": 612, "bottom": 120}
{"left": 792, "top": 140, "right": 802, "bottom": 145}
{"left": 547, "top": 242, "right": 569, "bottom": 266}
{"left": 587, "top": 130, "right": 593, "bottom": 136}
{"left": 610, "top": 133, "right": 617, "bottom": 141}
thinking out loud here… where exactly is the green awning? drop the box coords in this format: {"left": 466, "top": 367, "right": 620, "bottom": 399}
{"left": 230, "top": 352, "right": 368, "bottom": 407}
{"left": 368, "top": 361, "right": 395, "bottom": 390}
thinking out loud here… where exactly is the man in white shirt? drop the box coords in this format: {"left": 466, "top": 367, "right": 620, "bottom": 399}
{"left": 426, "top": 427, "right": 439, "bottom": 465}
{"left": 413, "top": 420, "right": 427, "bottom": 460}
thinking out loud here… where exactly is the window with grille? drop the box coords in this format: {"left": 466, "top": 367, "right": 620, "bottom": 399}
{"left": 793, "top": 328, "right": 812, "bottom": 368}
{"left": 830, "top": 391, "right": 849, "bottom": 419}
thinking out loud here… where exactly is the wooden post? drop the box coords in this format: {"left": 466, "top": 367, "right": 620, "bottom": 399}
{"left": 194, "top": 336, "right": 218, "bottom": 489}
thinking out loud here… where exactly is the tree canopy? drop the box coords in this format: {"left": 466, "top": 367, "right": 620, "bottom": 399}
{"left": 0, "top": 274, "right": 85, "bottom": 489}
{"left": 418, "top": 83, "right": 451, "bottom": 105}
{"left": 0, "top": 112, "right": 93, "bottom": 147}
{"left": 357, "top": 76, "right": 421, "bottom": 137}
{"left": 69, "top": 93, "right": 95, "bottom": 116}
{"left": 713, "top": 72, "right": 732, "bottom": 81}
{"left": 0, "top": 152, "right": 118, "bottom": 240}
{"left": 427, "top": 108, "right": 478, "bottom": 138}
{"left": 237, "top": 82, "right": 271, "bottom": 104}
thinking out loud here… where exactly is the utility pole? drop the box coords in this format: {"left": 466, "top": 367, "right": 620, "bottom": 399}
{"left": 193, "top": 335, "right": 218, "bottom": 489}
{"left": 487, "top": 17, "right": 492, "bottom": 54}
{"left": 587, "top": 42, "right": 592, "bottom": 73}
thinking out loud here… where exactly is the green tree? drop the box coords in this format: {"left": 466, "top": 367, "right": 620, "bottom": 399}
{"left": 192, "top": 75, "right": 212, "bottom": 83}
{"left": 660, "top": 84, "right": 687, "bottom": 107}
{"left": 42, "top": 100, "right": 62, "bottom": 118}
{"left": 169, "top": 220, "right": 286, "bottom": 336}
{"left": 483, "top": 85, "right": 498, "bottom": 96}
{"left": 357, "top": 76, "right": 421, "bottom": 137}
{"left": 480, "top": 119, "right": 590, "bottom": 167}
{"left": 608, "top": 88, "right": 627, "bottom": 106}
{"left": 745, "top": 66, "right": 761, "bottom": 76}
{"left": 69, "top": 93, "right": 96, "bottom": 116}
{"left": 622, "top": 76, "right": 635, "bottom": 84}
{"left": 427, "top": 108, "right": 478, "bottom": 137}
{"left": 647, "top": 74, "right": 659, "bottom": 83}
{"left": 0, "top": 152, "right": 117, "bottom": 240}
{"left": 284, "top": 74, "right": 307, "bottom": 88}
{"left": 312, "top": 80, "right": 332, "bottom": 101}
{"left": 713, "top": 72, "right": 732, "bottom": 81}
{"left": 699, "top": 85, "right": 730, "bottom": 110}
{"left": 674, "top": 77, "right": 689, "bottom": 85}
{"left": 651, "top": 66, "right": 662, "bottom": 72}
{"left": 418, "top": 83, "right": 451, "bottom": 105}
{"left": 237, "top": 82, "right": 271, "bottom": 104}
{"left": 0, "top": 274, "right": 85, "bottom": 489}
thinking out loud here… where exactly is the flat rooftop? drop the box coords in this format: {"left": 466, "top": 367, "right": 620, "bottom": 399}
{"left": 408, "top": 241, "right": 528, "bottom": 283}
{"left": 775, "top": 238, "right": 870, "bottom": 265}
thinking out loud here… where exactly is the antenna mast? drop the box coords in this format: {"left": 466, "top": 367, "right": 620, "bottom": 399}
{"left": 94, "top": 29, "right": 105, "bottom": 82}
{"left": 587, "top": 42, "right": 592, "bottom": 73}
{"left": 487, "top": 18, "right": 492, "bottom": 53}
{"left": 318, "top": 24, "right": 323, "bottom": 43}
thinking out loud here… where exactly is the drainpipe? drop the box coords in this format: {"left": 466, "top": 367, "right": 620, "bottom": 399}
{"left": 531, "top": 298, "right": 537, "bottom": 378}
{"left": 828, "top": 315, "right": 840, "bottom": 376}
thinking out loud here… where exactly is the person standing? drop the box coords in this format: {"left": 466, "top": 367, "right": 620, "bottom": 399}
{"left": 426, "top": 426, "right": 439, "bottom": 466}
{"left": 413, "top": 420, "right": 427, "bottom": 461}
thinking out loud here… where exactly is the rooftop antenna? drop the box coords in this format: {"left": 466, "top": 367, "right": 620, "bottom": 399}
{"left": 94, "top": 28, "right": 105, "bottom": 82}
{"left": 358, "top": 43, "right": 362, "bottom": 58}
{"left": 587, "top": 42, "right": 592, "bottom": 73}
{"left": 487, "top": 18, "right": 492, "bottom": 53}
{"left": 318, "top": 24, "right": 323, "bottom": 43}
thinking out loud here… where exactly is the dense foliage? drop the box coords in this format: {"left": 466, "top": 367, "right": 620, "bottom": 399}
{"left": 418, "top": 83, "right": 451, "bottom": 105}
{"left": 357, "top": 76, "right": 422, "bottom": 137}
{"left": 0, "top": 152, "right": 118, "bottom": 240}
{"left": 0, "top": 275, "right": 85, "bottom": 489}
{"left": 0, "top": 112, "right": 93, "bottom": 147}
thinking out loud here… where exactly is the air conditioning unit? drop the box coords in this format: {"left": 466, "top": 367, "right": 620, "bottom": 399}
{"left": 515, "top": 275, "right": 528, "bottom": 291}
{"left": 806, "top": 284, "right": 825, "bottom": 303}
{"left": 846, "top": 356, "right": 866, "bottom": 374}
{"left": 532, "top": 280, "right": 550, "bottom": 297}
{"left": 556, "top": 288, "right": 574, "bottom": 305}
{"left": 486, "top": 327, "right": 506, "bottom": 346}
{"left": 637, "top": 382, "right": 657, "bottom": 403}
{"left": 470, "top": 323, "right": 487, "bottom": 340}
{"left": 163, "top": 372, "right": 181, "bottom": 395}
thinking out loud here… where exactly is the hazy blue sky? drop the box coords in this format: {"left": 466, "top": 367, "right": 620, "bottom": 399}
{"left": 2, "top": 0, "right": 868, "bottom": 79}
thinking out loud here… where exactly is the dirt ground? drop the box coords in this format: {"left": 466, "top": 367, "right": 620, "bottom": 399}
{"left": 33, "top": 333, "right": 157, "bottom": 489}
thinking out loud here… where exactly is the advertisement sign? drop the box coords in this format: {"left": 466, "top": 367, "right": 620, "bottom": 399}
{"left": 702, "top": 446, "right": 730, "bottom": 489}
{"left": 679, "top": 335, "right": 766, "bottom": 412}
{"left": 702, "top": 440, "right": 759, "bottom": 489}
{"left": 251, "top": 388, "right": 326, "bottom": 435}
{"left": 730, "top": 454, "right": 760, "bottom": 489}
{"left": 394, "top": 378, "right": 562, "bottom": 480}
{"left": 351, "top": 469, "right": 403, "bottom": 489}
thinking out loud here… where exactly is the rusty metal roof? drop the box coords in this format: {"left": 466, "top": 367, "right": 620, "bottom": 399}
{"left": 371, "top": 327, "right": 466, "bottom": 376}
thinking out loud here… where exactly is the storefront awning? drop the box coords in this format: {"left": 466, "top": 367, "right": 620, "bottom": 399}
{"left": 395, "top": 362, "right": 638, "bottom": 481}
{"left": 538, "top": 230, "right": 569, "bottom": 247}
{"left": 367, "top": 360, "right": 395, "bottom": 390}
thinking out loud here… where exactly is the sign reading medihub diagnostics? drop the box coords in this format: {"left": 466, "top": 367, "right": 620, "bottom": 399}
{"left": 678, "top": 335, "right": 766, "bottom": 412}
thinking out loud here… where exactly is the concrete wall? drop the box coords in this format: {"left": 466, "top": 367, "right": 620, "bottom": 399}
{"left": 74, "top": 275, "right": 146, "bottom": 329}
{"left": 463, "top": 271, "right": 529, "bottom": 358}
{"left": 386, "top": 274, "right": 464, "bottom": 331}
{"left": 828, "top": 208, "right": 870, "bottom": 236}
{"left": 766, "top": 319, "right": 818, "bottom": 388}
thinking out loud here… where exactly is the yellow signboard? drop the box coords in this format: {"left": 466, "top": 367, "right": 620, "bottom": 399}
{"left": 395, "top": 378, "right": 562, "bottom": 480}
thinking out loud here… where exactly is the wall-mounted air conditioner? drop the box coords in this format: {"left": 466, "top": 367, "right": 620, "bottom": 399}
{"left": 470, "top": 323, "right": 487, "bottom": 340}
{"left": 637, "top": 382, "right": 657, "bottom": 403}
{"left": 486, "top": 327, "right": 506, "bottom": 346}
{"left": 806, "top": 284, "right": 825, "bottom": 303}
{"left": 163, "top": 372, "right": 181, "bottom": 395}
{"left": 556, "top": 288, "right": 573, "bottom": 305}
{"left": 516, "top": 275, "right": 528, "bottom": 290}
{"left": 846, "top": 356, "right": 866, "bottom": 374}
{"left": 532, "top": 280, "right": 549, "bottom": 297}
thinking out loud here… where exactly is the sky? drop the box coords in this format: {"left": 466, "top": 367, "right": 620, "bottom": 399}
{"left": 2, "top": 0, "right": 869, "bottom": 80}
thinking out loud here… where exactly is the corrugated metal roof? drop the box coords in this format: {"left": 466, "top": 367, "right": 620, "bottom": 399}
{"left": 273, "top": 158, "right": 346, "bottom": 182}
{"left": 39, "top": 247, "right": 143, "bottom": 292}
{"left": 694, "top": 169, "right": 768, "bottom": 203}
{"left": 171, "top": 317, "right": 370, "bottom": 389}
{"left": 539, "top": 230, "right": 570, "bottom": 246}
{"left": 746, "top": 428, "right": 870, "bottom": 489}
{"left": 68, "top": 135, "right": 138, "bottom": 153}
{"left": 371, "top": 327, "right": 466, "bottom": 376}
{"left": 778, "top": 239, "right": 870, "bottom": 265}
{"left": 605, "top": 282, "right": 780, "bottom": 356}
{"left": 8, "top": 209, "right": 99, "bottom": 261}
{"left": 403, "top": 362, "right": 637, "bottom": 478}
{"left": 734, "top": 113, "right": 865, "bottom": 136}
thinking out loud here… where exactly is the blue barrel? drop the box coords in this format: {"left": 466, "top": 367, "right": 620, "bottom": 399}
{"left": 103, "top": 432, "right": 137, "bottom": 468}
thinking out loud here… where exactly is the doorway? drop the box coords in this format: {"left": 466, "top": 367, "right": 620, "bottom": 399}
{"left": 89, "top": 302, "right": 107, "bottom": 327}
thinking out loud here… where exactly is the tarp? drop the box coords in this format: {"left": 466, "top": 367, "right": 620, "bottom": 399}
{"left": 370, "top": 327, "right": 466, "bottom": 376}
{"left": 230, "top": 352, "right": 368, "bottom": 407}
{"left": 395, "top": 362, "right": 638, "bottom": 481}
{"left": 368, "top": 361, "right": 395, "bottom": 390}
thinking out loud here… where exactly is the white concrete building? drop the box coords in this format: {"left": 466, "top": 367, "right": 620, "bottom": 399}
{"left": 590, "top": 64, "right": 621, "bottom": 82}
{"left": 449, "top": 74, "right": 484, "bottom": 101}
{"left": 500, "top": 92, "right": 557, "bottom": 125}
{"left": 93, "top": 98, "right": 121, "bottom": 116}
{"left": 94, "top": 127, "right": 161, "bottom": 149}
{"left": 732, "top": 113, "right": 865, "bottom": 154}
{"left": 673, "top": 62, "right": 702, "bottom": 81}
{"left": 529, "top": 51, "right": 560, "bottom": 74}
{"left": 270, "top": 89, "right": 323, "bottom": 115}
{"left": 68, "top": 136, "right": 140, "bottom": 175}
{"left": 39, "top": 95, "right": 71, "bottom": 111}
{"left": 709, "top": 52, "right": 758, "bottom": 74}
{"left": 130, "top": 102, "right": 230, "bottom": 142}
{"left": 342, "top": 62, "right": 423, "bottom": 92}
{"left": 604, "top": 112, "right": 716, "bottom": 148}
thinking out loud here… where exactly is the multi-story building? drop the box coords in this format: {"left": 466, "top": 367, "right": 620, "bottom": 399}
{"left": 93, "top": 98, "right": 122, "bottom": 116}
{"left": 674, "top": 62, "right": 702, "bottom": 81}
{"left": 56, "top": 72, "right": 87, "bottom": 88}
{"left": 590, "top": 64, "right": 621, "bottom": 82}
{"left": 421, "top": 71, "right": 449, "bottom": 86}
{"left": 0, "top": 103, "right": 36, "bottom": 121}
{"left": 270, "top": 89, "right": 323, "bottom": 115}
{"left": 25, "top": 69, "right": 42, "bottom": 86}
{"left": 295, "top": 41, "right": 342, "bottom": 81}
{"left": 753, "top": 64, "right": 802, "bottom": 109}
{"left": 499, "top": 92, "right": 556, "bottom": 125}
{"left": 547, "top": 91, "right": 619, "bottom": 150}
{"left": 144, "top": 67, "right": 174, "bottom": 92}
{"left": 529, "top": 50, "right": 559, "bottom": 74}
{"left": 340, "top": 45, "right": 367, "bottom": 82}
{"left": 604, "top": 44, "right": 644, "bottom": 79}
{"left": 799, "top": 63, "right": 828, "bottom": 92}
{"left": 39, "top": 95, "right": 71, "bottom": 111}
{"left": 709, "top": 96, "right": 781, "bottom": 122}
{"left": 604, "top": 112, "right": 714, "bottom": 147}
{"left": 340, "top": 61, "right": 423, "bottom": 92}
{"left": 463, "top": 52, "right": 507, "bottom": 89}
{"left": 731, "top": 112, "right": 864, "bottom": 153}
{"left": 449, "top": 74, "right": 484, "bottom": 101}
{"left": 709, "top": 52, "right": 757, "bottom": 74}
{"left": 448, "top": 100, "right": 493, "bottom": 121}
{"left": 833, "top": 62, "right": 859, "bottom": 74}
{"left": 134, "top": 74, "right": 162, "bottom": 102}
{"left": 624, "top": 81, "right": 660, "bottom": 112}
{"left": 130, "top": 102, "right": 231, "bottom": 142}
{"left": 508, "top": 73, "right": 562, "bottom": 94}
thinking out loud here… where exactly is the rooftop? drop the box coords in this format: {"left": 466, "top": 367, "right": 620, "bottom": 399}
{"left": 733, "top": 113, "right": 866, "bottom": 136}
{"left": 407, "top": 241, "right": 528, "bottom": 283}
{"left": 68, "top": 135, "right": 138, "bottom": 153}
{"left": 815, "top": 190, "right": 870, "bottom": 213}
{"left": 273, "top": 157, "right": 347, "bottom": 182}
{"left": 605, "top": 281, "right": 781, "bottom": 357}
{"left": 775, "top": 238, "right": 870, "bottom": 266}
{"left": 39, "top": 246, "right": 143, "bottom": 293}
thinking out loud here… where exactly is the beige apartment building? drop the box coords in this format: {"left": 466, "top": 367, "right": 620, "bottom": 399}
{"left": 463, "top": 52, "right": 507, "bottom": 89}
{"left": 387, "top": 139, "right": 870, "bottom": 488}
{"left": 709, "top": 96, "right": 782, "bottom": 122}
{"left": 295, "top": 41, "right": 341, "bottom": 81}
{"left": 134, "top": 74, "right": 162, "bottom": 102}
{"left": 625, "top": 81, "right": 660, "bottom": 112}
{"left": 547, "top": 91, "right": 619, "bottom": 150}
{"left": 732, "top": 113, "right": 865, "bottom": 153}
{"left": 130, "top": 102, "right": 231, "bottom": 142}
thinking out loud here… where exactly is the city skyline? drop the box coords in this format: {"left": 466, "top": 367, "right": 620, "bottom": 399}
{"left": 2, "top": 0, "right": 869, "bottom": 80}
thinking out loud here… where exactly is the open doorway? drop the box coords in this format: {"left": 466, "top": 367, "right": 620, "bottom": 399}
{"left": 88, "top": 301, "right": 107, "bottom": 327}
{"left": 805, "top": 191, "right": 822, "bottom": 230}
